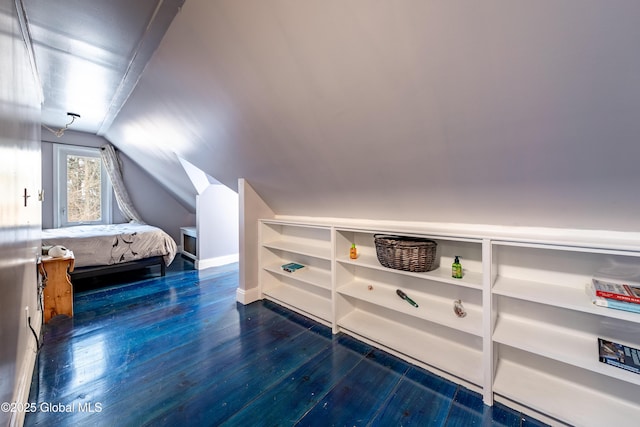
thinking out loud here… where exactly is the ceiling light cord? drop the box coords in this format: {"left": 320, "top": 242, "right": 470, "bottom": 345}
{"left": 43, "top": 112, "right": 80, "bottom": 137}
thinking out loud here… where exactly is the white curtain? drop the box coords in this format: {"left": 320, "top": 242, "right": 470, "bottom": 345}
{"left": 100, "top": 143, "right": 145, "bottom": 223}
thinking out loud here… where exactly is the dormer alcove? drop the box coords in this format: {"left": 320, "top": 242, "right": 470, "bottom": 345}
{"left": 178, "top": 157, "right": 239, "bottom": 269}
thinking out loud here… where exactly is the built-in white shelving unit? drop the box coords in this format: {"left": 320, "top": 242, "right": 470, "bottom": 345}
{"left": 258, "top": 218, "right": 640, "bottom": 426}
{"left": 259, "top": 221, "right": 332, "bottom": 326}
{"left": 333, "top": 228, "right": 484, "bottom": 390}
{"left": 491, "top": 241, "right": 640, "bottom": 426}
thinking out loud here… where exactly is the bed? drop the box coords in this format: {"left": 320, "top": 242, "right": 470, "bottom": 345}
{"left": 42, "top": 222, "right": 178, "bottom": 279}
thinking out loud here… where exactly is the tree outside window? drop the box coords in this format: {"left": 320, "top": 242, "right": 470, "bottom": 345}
{"left": 66, "top": 155, "right": 102, "bottom": 222}
{"left": 54, "top": 144, "right": 111, "bottom": 227}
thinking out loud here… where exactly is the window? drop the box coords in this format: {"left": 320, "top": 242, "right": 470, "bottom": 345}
{"left": 54, "top": 145, "right": 111, "bottom": 227}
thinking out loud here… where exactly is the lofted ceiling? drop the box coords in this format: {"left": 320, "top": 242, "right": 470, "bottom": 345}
{"left": 24, "top": 0, "right": 184, "bottom": 135}
{"left": 24, "top": 1, "right": 640, "bottom": 230}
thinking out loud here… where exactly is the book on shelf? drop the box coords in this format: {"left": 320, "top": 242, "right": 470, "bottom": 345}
{"left": 585, "top": 283, "right": 640, "bottom": 314}
{"left": 592, "top": 277, "right": 640, "bottom": 305}
{"left": 281, "top": 262, "right": 305, "bottom": 273}
{"left": 598, "top": 338, "right": 640, "bottom": 375}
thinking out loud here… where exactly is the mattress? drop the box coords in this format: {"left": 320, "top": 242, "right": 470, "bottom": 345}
{"left": 42, "top": 223, "right": 177, "bottom": 268}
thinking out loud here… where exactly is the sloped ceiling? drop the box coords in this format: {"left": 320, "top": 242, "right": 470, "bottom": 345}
{"left": 25, "top": 0, "right": 184, "bottom": 134}
{"left": 91, "top": 2, "right": 640, "bottom": 229}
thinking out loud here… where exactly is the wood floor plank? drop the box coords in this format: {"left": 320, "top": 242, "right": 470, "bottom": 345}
{"left": 295, "top": 349, "right": 410, "bottom": 426}
{"left": 33, "top": 299, "right": 246, "bottom": 393}
{"left": 33, "top": 308, "right": 327, "bottom": 426}
{"left": 31, "top": 308, "right": 297, "bottom": 405}
{"left": 221, "top": 334, "right": 374, "bottom": 426}
{"left": 137, "top": 323, "right": 333, "bottom": 426}
{"left": 444, "top": 388, "right": 523, "bottom": 427}
{"left": 28, "top": 303, "right": 309, "bottom": 424}
{"left": 370, "top": 367, "right": 457, "bottom": 426}
{"left": 25, "top": 261, "right": 548, "bottom": 427}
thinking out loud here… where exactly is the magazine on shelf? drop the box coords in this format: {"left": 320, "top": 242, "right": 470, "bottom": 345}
{"left": 281, "top": 262, "right": 305, "bottom": 273}
{"left": 592, "top": 277, "right": 640, "bottom": 305}
{"left": 585, "top": 283, "right": 640, "bottom": 314}
{"left": 598, "top": 338, "right": 640, "bottom": 375}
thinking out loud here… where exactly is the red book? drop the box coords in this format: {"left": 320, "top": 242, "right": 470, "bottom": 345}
{"left": 593, "top": 278, "right": 640, "bottom": 305}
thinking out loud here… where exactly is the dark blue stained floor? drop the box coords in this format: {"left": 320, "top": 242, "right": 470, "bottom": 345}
{"left": 25, "top": 257, "right": 549, "bottom": 426}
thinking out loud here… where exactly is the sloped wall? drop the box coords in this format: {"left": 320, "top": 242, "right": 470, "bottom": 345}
{"left": 107, "top": 1, "right": 640, "bottom": 231}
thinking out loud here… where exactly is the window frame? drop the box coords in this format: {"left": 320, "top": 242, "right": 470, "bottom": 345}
{"left": 53, "top": 144, "right": 112, "bottom": 227}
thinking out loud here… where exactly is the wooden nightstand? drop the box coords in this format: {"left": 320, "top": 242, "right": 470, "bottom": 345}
{"left": 39, "top": 253, "right": 75, "bottom": 323}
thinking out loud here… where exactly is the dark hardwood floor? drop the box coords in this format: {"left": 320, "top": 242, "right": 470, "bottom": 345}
{"left": 25, "top": 257, "right": 549, "bottom": 426}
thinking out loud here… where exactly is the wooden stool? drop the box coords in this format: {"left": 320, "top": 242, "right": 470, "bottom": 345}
{"left": 39, "top": 253, "right": 75, "bottom": 323}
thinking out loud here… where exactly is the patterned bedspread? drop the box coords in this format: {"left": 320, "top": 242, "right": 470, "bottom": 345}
{"left": 42, "top": 223, "right": 177, "bottom": 268}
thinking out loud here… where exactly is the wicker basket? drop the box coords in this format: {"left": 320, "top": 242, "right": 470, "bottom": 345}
{"left": 374, "top": 235, "right": 437, "bottom": 272}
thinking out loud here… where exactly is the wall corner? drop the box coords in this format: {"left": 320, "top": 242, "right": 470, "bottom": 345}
{"left": 238, "top": 178, "right": 274, "bottom": 303}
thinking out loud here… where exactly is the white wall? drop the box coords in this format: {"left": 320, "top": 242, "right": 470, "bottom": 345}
{"left": 196, "top": 183, "right": 239, "bottom": 269}
{"left": 0, "top": 0, "right": 42, "bottom": 424}
{"left": 237, "top": 179, "right": 274, "bottom": 303}
{"left": 106, "top": 1, "right": 640, "bottom": 232}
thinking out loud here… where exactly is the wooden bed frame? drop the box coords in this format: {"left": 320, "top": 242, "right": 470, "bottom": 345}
{"left": 70, "top": 256, "right": 166, "bottom": 280}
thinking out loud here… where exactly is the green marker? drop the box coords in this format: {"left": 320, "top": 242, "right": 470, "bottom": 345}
{"left": 396, "top": 289, "right": 418, "bottom": 308}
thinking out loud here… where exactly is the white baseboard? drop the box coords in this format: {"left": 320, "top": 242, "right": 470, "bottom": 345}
{"left": 11, "top": 310, "right": 42, "bottom": 427}
{"left": 236, "top": 286, "right": 260, "bottom": 305}
{"left": 195, "top": 253, "right": 239, "bottom": 270}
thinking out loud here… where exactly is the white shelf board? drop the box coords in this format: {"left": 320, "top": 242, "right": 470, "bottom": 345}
{"left": 263, "top": 264, "right": 331, "bottom": 291}
{"left": 491, "top": 239, "right": 640, "bottom": 257}
{"left": 276, "top": 215, "right": 640, "bottom": 251}
{"left": 493, "top": 314, "right": 640, "bottom": 387}
{"left": 262, "top": 240, "right": 331, "bottom": 260}
{"left": 335, "top": 226, "right": 482, "bottom": 244}
{"left": 338, "top": 309, "right": 483, "bottom": 385}
{"left": 337, "top": 279, "right": 482, "bottom": 337}
{"left": 493, "top": 276, "right": 640, "bottom": 323}
{"left": 337, "top": 254, "right": 483, "bottom": 290}
{"left": 494, "top": 359, "right": 640, "bottom": 427}
{"left": 262, "top": 283, "right": 331, "bottom": 323}
{"left": 262, "top": 219, "right": 330, "bottom": 230}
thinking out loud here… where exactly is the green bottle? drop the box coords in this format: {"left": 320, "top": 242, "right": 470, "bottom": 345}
{"left": 452, "top": 256, "right": 462, "bottom": 279}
